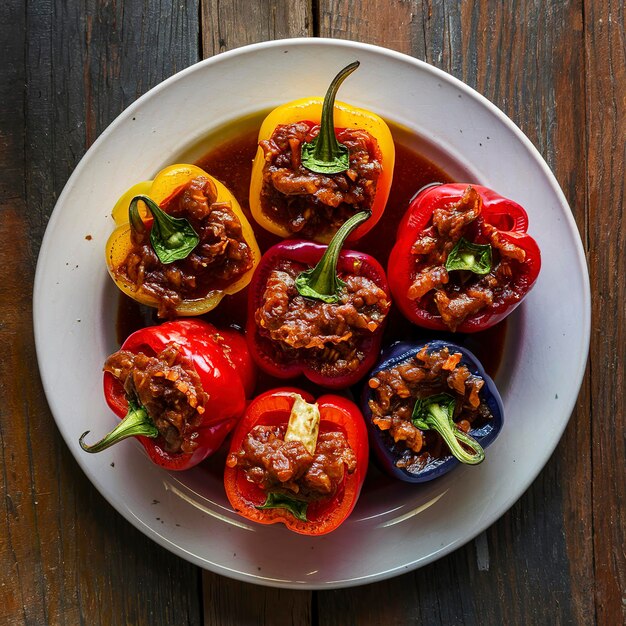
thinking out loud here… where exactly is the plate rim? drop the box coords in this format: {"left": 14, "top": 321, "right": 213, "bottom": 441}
{"left": 33, "top": 37, "right": 591, "bottom": 589}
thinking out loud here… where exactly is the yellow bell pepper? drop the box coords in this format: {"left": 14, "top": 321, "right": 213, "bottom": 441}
{"left": 250, "top": 62, "right": 395, "bottom": 243}
{"left": 106, "top": 164, "right": 261, "bottom": 316}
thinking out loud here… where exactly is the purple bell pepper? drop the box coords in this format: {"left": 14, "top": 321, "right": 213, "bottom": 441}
{"left": 361, "top": 339, "right": 504, "bottom": 483}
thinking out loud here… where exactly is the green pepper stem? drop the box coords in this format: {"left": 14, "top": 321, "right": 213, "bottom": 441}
{"left": 129, "top": 196, "right": 147, "bottom": 234}
{"left": 295, "top": 210, "right": 371, "bottom": 303}
{"left": 79, "top": 403, "right": 159, "bottom": 453}
{"left": 129, "top": 194, "right": 199, "bottom": 264}
{"left": 445, "top": 237, "right": 493, "bottom": 275}
{"left": 315, "top": 61, "right": 359, "bottom": 161}
{"left": 300, "top": 61, "right": 360, "bottom": 174}
{"left": 413, "top": 394, "right": 485, "bottom": 465}
{"left": 422, "top": 403, "right": 485, "bottom": 465}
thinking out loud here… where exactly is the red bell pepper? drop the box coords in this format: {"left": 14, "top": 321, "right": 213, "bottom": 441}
{"left": 224, "top": 388, "right": 369, "bottom": 535}
{"left": 388, "top": 184, "right": 541, "bottom": 332}
{"left": 246, "top": 211, "right": 391, "bottom": 388}
{"left": 80, "top": 319, "right": 255, "bottom": 470}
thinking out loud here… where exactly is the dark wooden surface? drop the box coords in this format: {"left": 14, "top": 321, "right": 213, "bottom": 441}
{"left": 1, "top": 1, "right": 623, "bottom": 624}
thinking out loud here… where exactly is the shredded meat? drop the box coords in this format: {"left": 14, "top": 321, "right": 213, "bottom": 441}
{"left": 408, "top": 186, "right": 527, "bottom": 330}
{"left": 226, "top": 425, "right": 357, "bottom": 500}
{"left": 104, "top": 343, "right": 209, "bottom": 454}
{"left": 255, "top": 260, "right": 390, "bottom": 376}
{"left": 368, "top": 345, "right": 491, "bottom": 471}
{"left": 115, "top": 176, "right": 253, "bottom": 317}
{"left": 260, "top": 122, "right": 382, "bottom": 239}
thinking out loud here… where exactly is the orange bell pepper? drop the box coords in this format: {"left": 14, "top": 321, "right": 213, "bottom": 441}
{"left": 224, "top": 388, "right": 369, "bottom": 535}
{"left": 249, "top": 62, "right": 395, "bottom": 243}
{"left": 106, "top": 164, "right": 261, "bottom": 316}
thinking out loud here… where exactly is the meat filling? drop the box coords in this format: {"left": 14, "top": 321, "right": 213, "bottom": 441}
{"left": 368, "top": 346, "right": 492, "bottom": 471}
{"left": 255, "top": 260, "right": 390, "bottom": 376}
{"left": 115, "top": 176, "right": 253, "bottom": 317}
{"left": 104, "top": 343, "right": 209, "bottom": 454}
{"left": 260, "top": 122, "right": 382, "bottom": 239}
{"left": 408, "top": 186, "right": 527, "bottom": 330}
{"left": 226, "top": 425, "right": 356, "bottom": 501}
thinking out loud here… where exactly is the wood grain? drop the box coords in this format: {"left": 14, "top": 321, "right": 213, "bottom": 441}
{"left": 203, "top": 579, "right": 311, "bottom": 626}
{"left": 1, "top": 1, "right": 203, "bottom": 624}
{"left": 585, "top": 1, "right": 626, "bottom": 624}
{"left": 1, "top": 0, "right": 624, "bottom": 624}
{"left": 201, "top": 0, "right": 313, "bottom": 56}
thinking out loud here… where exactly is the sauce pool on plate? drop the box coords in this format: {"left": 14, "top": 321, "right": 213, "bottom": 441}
{"left": 116, "top": 123, "right": 507, "bottom": 383}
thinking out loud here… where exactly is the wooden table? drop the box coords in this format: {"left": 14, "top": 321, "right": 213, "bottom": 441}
{"left": 1, "top": 1, "right": 623, "bottom": 624}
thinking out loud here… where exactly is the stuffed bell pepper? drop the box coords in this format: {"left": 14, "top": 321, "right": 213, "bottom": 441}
{"left": 388, "top": 184, "right": 541, "bottom": 332}
{"left": 362, "top": 340, "right": 503, "bottom": 483}
{"left": 247, "top": 211, "right": 391, "bottom": 388}
{"left": 107, "top": 164, "right": 261, "bottom": 317}
{"left": 249, "top": 61, "right": 395, "bottom": 243}
{"left": 80, "top": 320, "right": 255, "bottom": 470}
{"left": 224, "top": 388, "right": 368, "bottom": 535}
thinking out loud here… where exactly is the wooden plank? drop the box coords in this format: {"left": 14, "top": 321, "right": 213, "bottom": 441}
{"left": 0, "top": 5, "right": 40, "bottom": 622}
{"left": 198, "top": 2, "right": 316, "bottom": 621}
{"left": 317, "top": 1, "right": 591, "bottom": 623}
{"left": 0, "top": 3, "right": 55, "bottom": 623}
{"left": 203, "top": 578, "right": 312, "bottom": 626}
{"left": 584, "top": 1, "right": 626, "bottom": 623}
{"left": 201, "top": 0, "right": 313, "bottom": 56}
{"left": 319, "top": 0, "right": 414, "bottom": 54}
{"left": 0, "top": 1, "right": 203, "bottom": 624}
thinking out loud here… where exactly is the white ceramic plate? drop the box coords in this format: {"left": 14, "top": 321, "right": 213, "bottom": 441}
{"left": 34, "top": 39, "right": 590, "bottom": 589}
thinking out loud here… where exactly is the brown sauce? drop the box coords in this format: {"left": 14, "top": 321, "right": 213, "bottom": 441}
{"left": 116, "top": 121, "right": 507, "bottom": 385}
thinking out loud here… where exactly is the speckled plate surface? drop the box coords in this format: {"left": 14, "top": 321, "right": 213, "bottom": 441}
{"left": 34, "top": 39, "right": 590, "bottom": 589}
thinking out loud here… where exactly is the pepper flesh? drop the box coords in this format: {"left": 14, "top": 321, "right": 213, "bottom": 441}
{"left": 106, "top": 164, "right": 261, "bottom": 316}
{"left": 249, "top": 97, "right": 395, "bottom": 243}
{"left": 224, "top": 388, "right": 369, "bottom": 535}
{"left": 388, "top": 184, "right": 541, "bottom": 332}
{"left": 86, "top": 320, "right": 254, "bottom": 471}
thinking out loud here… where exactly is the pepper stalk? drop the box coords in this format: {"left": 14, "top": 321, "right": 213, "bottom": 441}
{"left": 412, "top": 393, "right": 485, "bottom": 465}
{"left": 129, "top": 194, "right": 199, "bottom": 264}
{"left": 295, "top": 210, "right": 371, "bottom": 303}
{"left": 300, "top": 61, "right": 360, "bottom": 174}
{"left": 79, "top": 397, "right": 159, "bottom": 453}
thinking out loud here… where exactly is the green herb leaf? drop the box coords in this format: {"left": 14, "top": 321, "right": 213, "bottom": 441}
{"left": 295, "top": 210, "right": 371, "bottom": 303}
{"left": 301, "top": 61, "right": 359, "bottom": 175}
{"left": 129, "top": 194, "right": 199, "bottom": 264}
{"left": 412, "top": 392, "right": 485, "bottom": 465}
{"left": 445, "top": 238, "right": 492, "bottom": 275}
{"left": 256, "top": 492, "right": 308, "bottom": 522}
